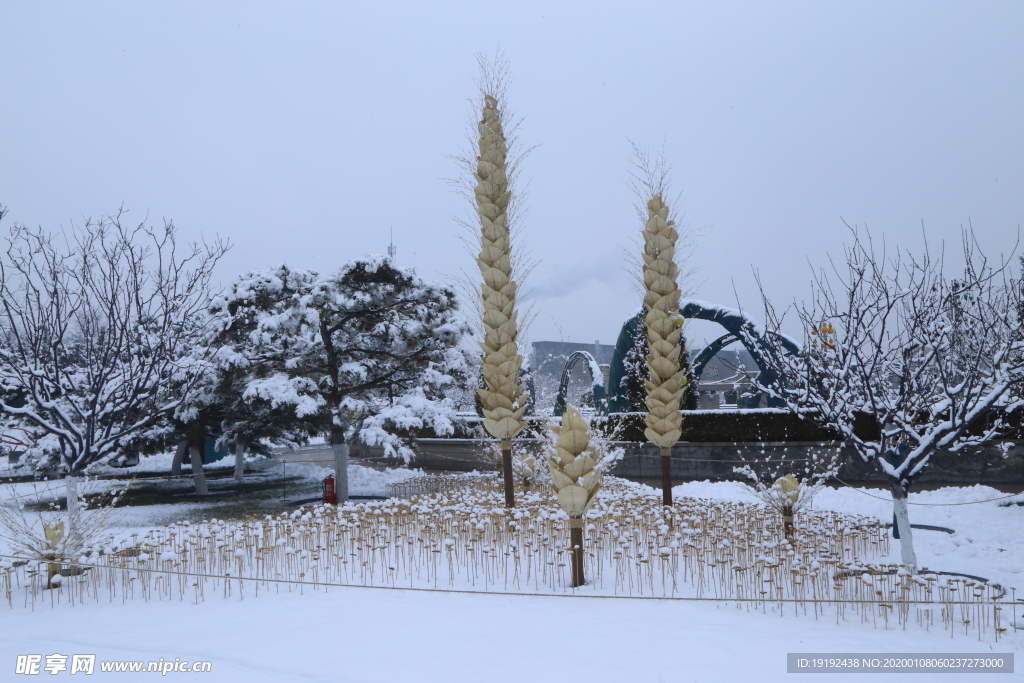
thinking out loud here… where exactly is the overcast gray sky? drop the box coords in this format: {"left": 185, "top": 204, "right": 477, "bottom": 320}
{"left": 2, "top": 1, "right": 1022, "bottom": 350}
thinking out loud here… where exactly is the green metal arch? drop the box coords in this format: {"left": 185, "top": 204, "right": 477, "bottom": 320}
{"left": 602, "top": 300, "right": 800, "bottom": 412}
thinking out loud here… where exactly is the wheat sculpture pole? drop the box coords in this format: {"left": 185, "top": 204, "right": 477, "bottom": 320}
{"left": 641, "top": 194, "right": 686, "bottom": 507}
{"left": 475, "top": 93, "right": 526, "bottom": 508}
{"left": 547, "top": 405, "right": 602, "bottom": 587}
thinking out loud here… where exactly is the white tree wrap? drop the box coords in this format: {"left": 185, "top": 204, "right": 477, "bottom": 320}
{"left": 475, "top": 94, "right": 526, "bottom": 441}
{"left": 547, "top": 406, "right": 602, "bottom": 518}
{"left": 642, "top": 195, "right": 685, "bottom": 449}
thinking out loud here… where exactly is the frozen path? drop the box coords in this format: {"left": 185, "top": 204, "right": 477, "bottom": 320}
{"left": 1, "top": 584, "right": 1018, "bottom": 682}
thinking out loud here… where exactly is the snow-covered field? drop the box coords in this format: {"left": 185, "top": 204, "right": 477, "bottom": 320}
{"left": 3, "top": 578, "right": 1018, "bottom": 683}
{"left": 674, "top": 480, "right": 1024, "bottom": 589}
{"left": 1, "top": 475, "right": 1021, "bottom": 682}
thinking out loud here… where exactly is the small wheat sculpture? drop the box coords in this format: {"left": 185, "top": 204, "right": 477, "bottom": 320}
{"left": 548, "top": 406, "right": 602, "bottom": 587}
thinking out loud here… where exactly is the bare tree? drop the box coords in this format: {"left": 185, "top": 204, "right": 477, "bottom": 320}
{"left": 0, "top": 207, "right": 228, "bottom": 515}
{"left": 749, "top": 227, "right": 1024, "bottom": 571}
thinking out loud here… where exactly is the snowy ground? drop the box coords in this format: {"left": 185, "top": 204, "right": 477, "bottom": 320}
{"left": 1, "top": 476, "right": 1021, "bottom": 682}
{"left": 672, "top": 480, "right": 1024, "bottom": 590}
{"left": 2, "top": 580, "right": 1018, "bottom": 683}
{"left": 1, "top": 455, "right": 426, "bottom": 529}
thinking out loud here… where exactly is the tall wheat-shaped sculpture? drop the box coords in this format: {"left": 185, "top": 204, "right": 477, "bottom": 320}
{"left": 547, "top": 405, "right": 602, "bottom": 587}
{"left": 476, "top": 93, "right": 526, "bottom": 508}
{"left": 642, "top": 194, "right": 686, "bottom": 507}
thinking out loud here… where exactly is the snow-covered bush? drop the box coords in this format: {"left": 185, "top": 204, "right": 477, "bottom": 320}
{"left": 0, "top": 477, "right": 129, "bottom": 579}
{"left": 734, "top": 442, "right": 843, "bottom": 540}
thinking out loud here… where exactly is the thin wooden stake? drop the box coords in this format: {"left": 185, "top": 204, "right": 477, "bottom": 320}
{"left": 501, "top": 439, "right": 515, "bottom": 508}
{"left": 661, "top": 446, "right": 673, "bottom": 507}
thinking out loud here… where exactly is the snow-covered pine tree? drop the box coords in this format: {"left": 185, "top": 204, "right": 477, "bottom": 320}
{"left": 619, "top": 313, "right": 650, "bottom": 413}
{"left": 750, "top": 228, "right": 1024, "bottom": 571}
{"left": 1018, "top": 255, "right": 1024, "bottom": 328}
{"left": 620, "top": 311, "right": 697, "bottom": 412}
{"left": 213, "top": 259, "right": 468, "bottom": 501}
{"left": 161, "top": 313, "right": 330, "bottom": 492}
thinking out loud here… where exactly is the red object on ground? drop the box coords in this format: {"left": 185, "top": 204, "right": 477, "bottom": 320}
{"left": 322, "top": 474, "right": 337, "bottom": 505}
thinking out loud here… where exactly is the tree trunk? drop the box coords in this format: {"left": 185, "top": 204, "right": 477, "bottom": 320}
{"left": 46, "top": 562, "right": 61, "bottom": 590}
{"left": 890, "top": 482, "right": 917, "bottom": 572}
{"left": 233, "top": 439, "right": 245, "bottom": 483}
{"left": 501, "top": 438, "right": 515, "bottom": 508}
{"left": 65, "top": 475, "right": 81, "bottom": 526}
{"left": 660, "top": 446, "right": 673, "bottom": 507}
{"left": 569, "top": 519, "right": 585, "bottom": 587}
{"left": 331, "top": 427, "right": 349, "bottom": 503}
{"left": 62, "top": 475, "right": 80, "bottom": 578}
{"left": 171, "top": 440, "right": 186, "bottom": 476}
{"left": 190, "top": 437, "right": 208, "bottom": 496}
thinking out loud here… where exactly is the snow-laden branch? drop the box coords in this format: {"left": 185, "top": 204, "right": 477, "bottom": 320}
{"left": 750, "top": 227, "right": 1022, "bottom": 482}
{"left": 210, "top": 259, "right": 470, "bottom": 463}
{"left": 0, "top": 211, "right": 228, "bottom": 474}
{"left": 747, "top": 226, "right": 1023, "bottom": 570}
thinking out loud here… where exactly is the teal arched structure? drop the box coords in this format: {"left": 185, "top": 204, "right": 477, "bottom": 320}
{"left": 602, "top": 300, "right": 801, "bottom": 412}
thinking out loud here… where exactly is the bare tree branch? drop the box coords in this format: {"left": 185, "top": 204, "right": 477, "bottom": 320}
{"left": 0, "top": 210, "right": 229, "bottom": 475}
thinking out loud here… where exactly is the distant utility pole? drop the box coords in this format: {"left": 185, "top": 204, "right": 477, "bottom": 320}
{"left": 387, "top": 227, "right": 397, "bottom": 261}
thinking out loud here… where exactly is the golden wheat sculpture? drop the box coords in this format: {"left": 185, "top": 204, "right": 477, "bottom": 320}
{"left": 641, "top": 194, "right": 686, "bottom": 507}
{"left": 548, "top": 405, "right": 602, "bottom": 586}
{"left": 475, "top": 93, "right": 526, "bottom": 507}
